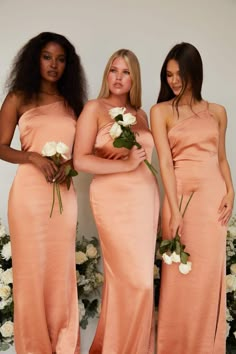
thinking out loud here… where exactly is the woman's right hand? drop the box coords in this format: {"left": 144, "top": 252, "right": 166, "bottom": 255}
{"left": 28, "top": 152, "right": 58, "bottom": 182}
{"left": 169, "top": 211, "right": 183, "bottom": 238}
{"left": 127, "top": 145, "right": 146, "bottom": 171}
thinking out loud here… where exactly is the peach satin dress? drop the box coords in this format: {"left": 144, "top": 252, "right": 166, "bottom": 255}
{"left": 8, "top": 102, "right": 79, "bottom": 354}
{"left": 88, "top": 113, "right": 159, "bottom": 354}
{"left": 157, "top": 107, "right": 227, "bottom": 354}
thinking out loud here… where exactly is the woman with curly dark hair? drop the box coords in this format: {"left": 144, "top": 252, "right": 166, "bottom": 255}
{"left": 0, "top": 32, "right": 87, "bottom": 354}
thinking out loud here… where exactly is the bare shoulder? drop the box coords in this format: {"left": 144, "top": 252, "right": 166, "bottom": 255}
{"left": 150, "top": 101, "right": 172, "bottom": 122}
{"left": 1, "top": 92, "right": 20, "bottom": 109}
{"left": 208, "top": 102, "right": 227, "bottom": 124}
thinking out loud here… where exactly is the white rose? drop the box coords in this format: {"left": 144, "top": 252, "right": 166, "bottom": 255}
{"left": 95, "top": 272, "right": 104, "bottom": 284}
{"left": 109, "top": 107, "right": 126, "bottom": 119}
{"left": 1, "top": 268, "right": 13, "bottom": 285}
{"left": 78, "top": 300, "right": 86, "bottom": 319}
{"left": 228, "top": 225, "right": 236, "bottom": 237}
{"left": 226, "top": 274, "right": 236, "bottom": 293}
{"left": 226, "top": 307, "right": 233, "bottom": 322}
{"left": 162, "top": 253, "right": 173, "bottom": 265}
{"left": 226, "top": 322, "right": 230, "bottom": 338}
{"left": 1, "top": 242, "right": 11, "bottom": 261}
{"left": 171, "top": 251, "right": 181, "bottom": 263}
{"left": 79, "top": 275, "right": 88, "bottom": 286}
{"left": 75, "top": 251, "right": 88, "bottom": 265}
{"left": 56, "top": 142, "right": 69, "bottom": 159}
{"left": 42, "top": 141, "right": 57, "bottom": 156}
{"left": 83, "top": 284, "right": 92, "bottom": 293}
{"left": 234, "top": 331, "right": 236, "bottom": 339}
{"left": 0, "top": 296, "right": 12, "bottom": 309}
{"left": 118, "top": 113, "right": 136, "bottom": 127}
{"left": 86, "top": 244, "right": 98, "bottom": 259}
{"left": 0, "top": 285, "right": 11, "bottom": 300}
{"left": 179, "top": 261, "right": 192, "bottom": 275}
{"left": 0, "top": 321, "right": 14, "bottom": 338}
{"left": 109, "top": 122, "right": 122, "bottom": 139}
{"left": 0, "top": 224, "right": 6, "bottom": 238}
{"left": 154, "top": 264, "right": 160, "bottom": 279}
{"left": 97, "top": 301, "right": 101, "bottom": 315}
{"left": 230, "top": 263, "right": 236, "bottom": 275}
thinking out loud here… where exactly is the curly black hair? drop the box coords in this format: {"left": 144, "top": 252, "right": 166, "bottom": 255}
{"left": 6, "top": 32, "right": 88, "bottom": 117}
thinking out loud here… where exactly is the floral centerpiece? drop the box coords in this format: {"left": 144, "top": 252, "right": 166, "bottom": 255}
{"left": 76, "top": 235, "right": 103, "bottom": 329}
{"left": 0, "top": 220, "right": 13, "bottom": 351}
{"left": 226, "top": 215, "right": 236, "bottom": 352}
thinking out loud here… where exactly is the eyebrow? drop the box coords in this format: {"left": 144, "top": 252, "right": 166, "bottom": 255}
{"left": 41, "top": 50, "right": 65, "bottom": 56}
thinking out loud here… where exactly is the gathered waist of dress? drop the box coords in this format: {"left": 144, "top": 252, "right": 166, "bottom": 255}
{"left": 173, "top": 155, "right": 223, "bottom": 179}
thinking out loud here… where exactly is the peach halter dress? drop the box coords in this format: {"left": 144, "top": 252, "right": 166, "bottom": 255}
{"left": 88, "top": 113, "right": 159, "bottom": 354}
{"left": 8, "top": 102, "right": 79, "bottom": 354}
{"left": 157, "top": 106, "right": 227, "bottom": 354}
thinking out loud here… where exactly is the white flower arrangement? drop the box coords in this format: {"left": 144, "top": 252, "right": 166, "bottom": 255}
{"left": 76, "top": 235, "right": 103, "bottom": 330}
{"left": 0, "top": 220, "right": 13, "bottom": 351}
{"left": 41, "top": 141, "right": 78, "bottom": 217}
{"left": 0, "top": 219, "right": 104, "bottom": 351}
{"left": 226, "top": 215, "right": 236, "bottom": 351}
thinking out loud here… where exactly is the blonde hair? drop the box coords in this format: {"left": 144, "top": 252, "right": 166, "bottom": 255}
{"left": 98, "top": 49, "right": 142, "bottom": 109}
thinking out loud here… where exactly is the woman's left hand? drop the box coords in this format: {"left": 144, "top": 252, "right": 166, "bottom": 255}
{"left": 53, "top": 160, "right": 73, "bottom": 184}
{"left": 218, "top": 193, "right": 234, "bottom": 225}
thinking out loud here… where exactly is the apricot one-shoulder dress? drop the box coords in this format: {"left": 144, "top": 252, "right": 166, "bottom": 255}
{"left": 8, "top": 102, "right": 79, "bottom": 354}
{"left": 157, "top": 107, "right": 227, "bottom": 354}
{"left": 88, "top": 113, "right": 159, "bottom": 354}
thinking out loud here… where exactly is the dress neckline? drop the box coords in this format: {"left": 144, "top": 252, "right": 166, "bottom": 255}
{"left": 167, "top": 107, "right": 213, "bottom": 136}
{"left": 18, "top": 100, "right": 64, "bottom": 122}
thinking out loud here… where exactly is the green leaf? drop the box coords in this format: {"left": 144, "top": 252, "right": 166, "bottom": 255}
{"left": 114, "top": 114, "right": 123, "bottom": 122}
{"left": 66, "top": 177, "right": 72, "bottom": 190}
{"left": 180, "top": 251, "right": 188, "bottom": 264}
{"left": 113, "top": 139, "right": 133, "bottom": 149}
{"left": 160, "top": 240, "right": 171, "bottom": 247}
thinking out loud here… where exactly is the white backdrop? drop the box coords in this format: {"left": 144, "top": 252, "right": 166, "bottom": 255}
{"left": 0, "top": 0, "right": 236, "bottom": 353}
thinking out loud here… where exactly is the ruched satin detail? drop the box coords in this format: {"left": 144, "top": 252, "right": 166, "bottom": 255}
{"left": 8, "top": 102, "right": 79, "bottom": 354}
{"left": 157, "top": 109, "right": 227, "bottom": 354}
{"left": 88, "top": 114, "right": 160, "bottom": 354}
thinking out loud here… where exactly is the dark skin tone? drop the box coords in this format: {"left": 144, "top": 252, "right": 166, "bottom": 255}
{"left": 0, "top": 42, "right": 74, "bottom": 184}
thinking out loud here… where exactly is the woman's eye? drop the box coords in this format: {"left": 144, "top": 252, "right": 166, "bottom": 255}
{"left": 42, "top": 54, "right": 51, "bottom": 60}
{"left": 58, "top": 57, "right": 66, "bottom": 63}
{"left": 123, "top": 70, "right": 130, "bottom": 75}
{"left": 110, "top": 68, "right": 116, "bottom": 73}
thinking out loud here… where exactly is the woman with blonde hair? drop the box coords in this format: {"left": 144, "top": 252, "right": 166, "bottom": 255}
{"left": 74, "top": 49, "right": 159, "bottom": 354}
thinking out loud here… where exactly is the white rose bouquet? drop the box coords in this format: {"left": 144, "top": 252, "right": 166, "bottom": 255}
{"left": 76, "top": 235, "right": 103, "bottom": 329}
{"left": 0, "top": 220, "right": 14, "bottom": 351}
{"left": 42, "top": 141, "right": 78, "bottom": 217}
{"left": 108, "top": 107, "right": 157, "bottom": 176}
{"left": 226, "top": 215, "right": 236, "bottom": 350}
{"left": 158, "top": 192, "right": 194, "bottom": 275}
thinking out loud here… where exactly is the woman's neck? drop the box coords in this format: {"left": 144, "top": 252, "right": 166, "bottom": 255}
{"left": 106, "top": 94, "right": 130, "bottom": 109}
{"left": 39, "top": 82, "right": 59, "bottom": 96}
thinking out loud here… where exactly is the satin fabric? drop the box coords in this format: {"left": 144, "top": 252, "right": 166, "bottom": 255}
{"left": 8, "top": 102, "right": 79, "bottom": 354}
{"left": 157, "top": 108, "right": 227, "bottom": 354}
{"left": 88, "top": 114, "right": 159, "bottom": 354}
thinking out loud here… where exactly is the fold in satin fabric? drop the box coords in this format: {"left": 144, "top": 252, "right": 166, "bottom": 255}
{"left": 8, "top": 102, "right": 80, "bottom": 354}
{"left": 87, "top": 114, "right": 159, "bottom": 354}
{"left": 157, "top": 109, "right": 227, "bottom": 354}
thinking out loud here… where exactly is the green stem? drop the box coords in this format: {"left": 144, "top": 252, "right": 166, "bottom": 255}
{"left": 56, "top": 183, "right": 63, "bottom": 214}
{"left": 144, "top": 159, "right": 158, "bottom": 176}
{"left": 50, "top": 182, "right": 56, "bottom": 218}
{"left": 182, "top": 191, "right": 194, "bottom": 217}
